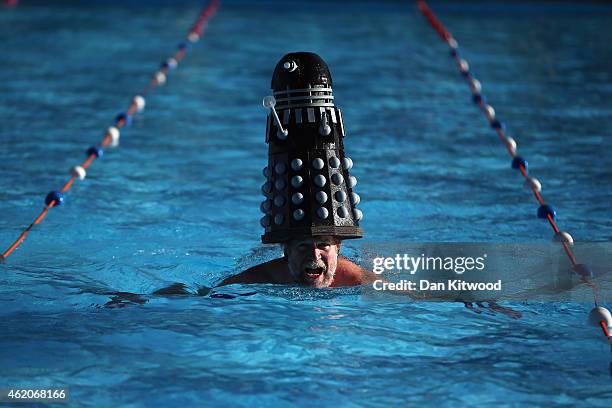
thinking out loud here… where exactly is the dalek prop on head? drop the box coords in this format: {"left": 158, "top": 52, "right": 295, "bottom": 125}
{"left": 259, "top": 52, "right": 363, "bottom": 244}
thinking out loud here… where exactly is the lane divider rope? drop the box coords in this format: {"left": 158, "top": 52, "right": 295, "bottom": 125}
{"left": 416, "top": 0, "right": 612, "bottom": 343}
{"left": 1, "top": 0, "right": 220, "bottom": 262}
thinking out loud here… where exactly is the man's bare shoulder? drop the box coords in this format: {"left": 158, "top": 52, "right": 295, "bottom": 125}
{"left": 219, "top": 257, "right": 291, "bottom": 286}
{"left": 331, "top": 256, "right": 375, "bottom": 287}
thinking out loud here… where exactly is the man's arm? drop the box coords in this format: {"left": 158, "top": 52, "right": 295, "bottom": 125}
{"left": 218, "top": 267, "right": 268, "bottom": 286}
{"left": 218, "top": 257, "right": 289, "bottom": 286}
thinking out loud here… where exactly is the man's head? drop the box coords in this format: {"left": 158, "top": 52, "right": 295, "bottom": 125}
{"left": 284, "top": 235, "right": 341, "bottom": 288}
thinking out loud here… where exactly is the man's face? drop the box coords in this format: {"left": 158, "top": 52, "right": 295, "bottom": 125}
{"left": 286, "top": 236, "right": 340, "bottom": 288}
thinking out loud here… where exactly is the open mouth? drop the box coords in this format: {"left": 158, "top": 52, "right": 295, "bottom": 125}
{"left": 303, "top": 266, "right": 325, "bottom": 281}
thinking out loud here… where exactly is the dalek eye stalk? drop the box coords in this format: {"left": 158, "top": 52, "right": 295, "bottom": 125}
{"left": 259, "top": 52, "right": 363, "bottom": 244}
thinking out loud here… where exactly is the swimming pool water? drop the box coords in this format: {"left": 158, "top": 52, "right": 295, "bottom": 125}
{"left": 1, "top": 1, "right": 612, "bottom": 406}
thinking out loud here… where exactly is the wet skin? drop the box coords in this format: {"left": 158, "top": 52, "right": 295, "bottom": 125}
{"left": 219, "top": 255, "right": 371, "bottom": 287}
{"left": 220, "top": 236, "right": 374, "bottom": 288}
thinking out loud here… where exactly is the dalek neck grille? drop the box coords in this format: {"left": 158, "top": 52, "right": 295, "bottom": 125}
{"left": 273, "top": 86, "right": 334, "bottom": 109}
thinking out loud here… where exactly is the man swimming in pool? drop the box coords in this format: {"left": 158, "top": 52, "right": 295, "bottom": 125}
{"left": 123, "top": 52, "right": 520, "bottom": 318}
{"left": 220, "top": 235, "right": 372, "bottom": 288}
{"left": 144, "top": 52, "right": 367, "bottom": 298}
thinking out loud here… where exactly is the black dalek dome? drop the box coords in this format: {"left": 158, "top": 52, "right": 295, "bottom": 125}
{"left": 271, "top": 52, "right": 332, "bottom": 91}
{"left": 260, "top": 52, "right": 363, "bottom": 244}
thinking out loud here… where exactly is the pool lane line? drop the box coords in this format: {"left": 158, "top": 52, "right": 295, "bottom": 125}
{"left": 416, "top": 0, "right": 612, "bottom": 342}
{"left": 1, "top": 0, "right": 220, "bottom": 262}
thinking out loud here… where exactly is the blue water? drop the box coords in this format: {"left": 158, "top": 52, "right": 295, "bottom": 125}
{"left": 2, "top": 1, "right": 612, "bottom": 406}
